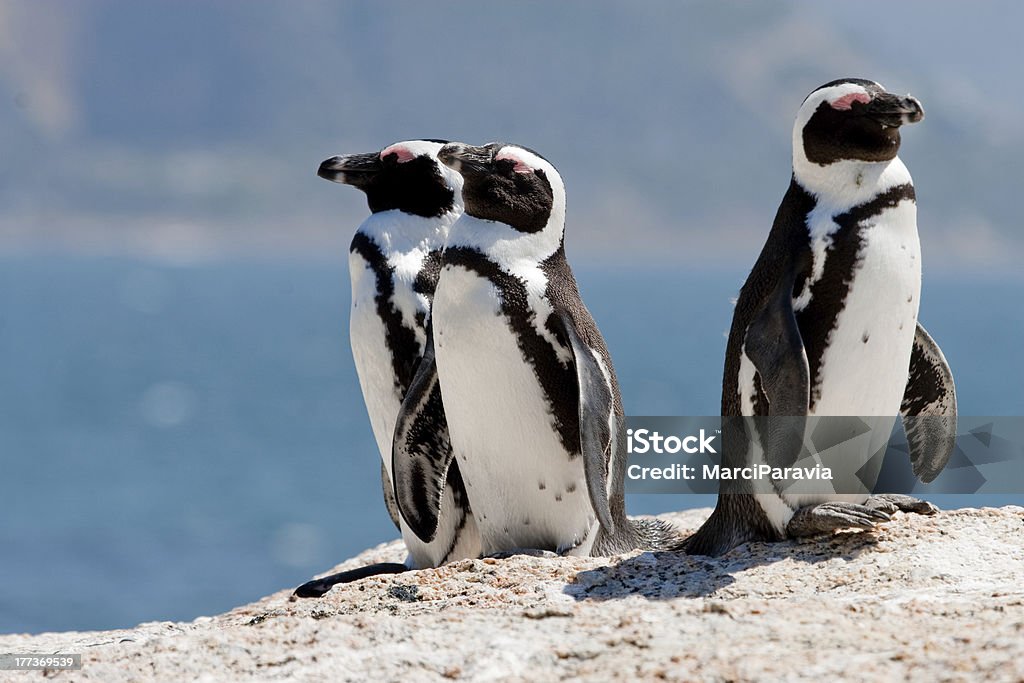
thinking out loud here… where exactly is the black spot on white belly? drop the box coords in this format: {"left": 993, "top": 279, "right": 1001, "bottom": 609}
{"left": 862, "top": 332, "right": 870, "bottom": 344}
{"left": 566, "top": 483, "right": 577, "bottom": 493}
{"left": 538, "top": 481, "right": 546, "bottom": 490}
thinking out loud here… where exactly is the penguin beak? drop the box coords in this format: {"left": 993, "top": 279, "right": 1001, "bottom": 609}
{"left": 864, "top": 93, "right": 925, "bottom": 127}
{"left": 317, "top": 152, "right": 382, "bottom": 187}
{"left": 438, "top": 143, "right": 491, "bottom": 175}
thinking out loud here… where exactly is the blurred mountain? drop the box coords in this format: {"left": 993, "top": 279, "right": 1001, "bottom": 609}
{"left": 0, "top": 0, "right": 1021, "bottom": 269}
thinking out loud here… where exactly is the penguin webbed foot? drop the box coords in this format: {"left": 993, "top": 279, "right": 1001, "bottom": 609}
{"left": 292, "top": 562, "right": 409, "bottom": 599}
{"left": 865, "top": 493, "right": 939, "bottom": 516}
{"left": 786, "top": 502, "right": 891, "bottom": 538}
{"left": 486, "top": 548, "right": 559, "bottom": 560}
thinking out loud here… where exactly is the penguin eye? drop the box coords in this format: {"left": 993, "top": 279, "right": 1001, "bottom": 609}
{"left": 494, "top": 152, "right": 535, "bottom": 175}
{"left": 380, "top": 144, "right": 417, "bottom": 163}
{"left": 830, "top": 92, "right": 872, "bottom": 111}
{"left": 495, "top": 158, "right": 517, "bottom": 175}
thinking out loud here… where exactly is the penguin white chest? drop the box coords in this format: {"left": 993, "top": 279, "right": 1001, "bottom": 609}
{"left": 432, "top": 265, "right": 597, "bottom": 555}
{"left": 811, "top": 200, "right": 921, "bottom": 417}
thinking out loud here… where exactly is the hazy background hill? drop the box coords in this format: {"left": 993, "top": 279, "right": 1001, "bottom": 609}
{"left": 1, "top": 0, "right": 1022, "bottom": 268}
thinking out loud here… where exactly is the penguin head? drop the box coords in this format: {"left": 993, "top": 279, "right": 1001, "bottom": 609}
{"left": 318, "top": 139, "right": 463, "bottom": 218}
{"left": 793, "top": 79, "right": 924, "bottom": 172}
{"left": 438, "top": 142, "right": 566, "bottom": 234}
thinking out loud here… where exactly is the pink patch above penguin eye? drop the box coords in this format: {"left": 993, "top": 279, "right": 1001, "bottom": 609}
{"left": 830, "top": 93, "right": 871, "bottom": 111}
{"left": 494, "top": 152, "right": 533, "bottom": 174}
{"left": 380, "top": 144, "right": 416, "bottom": 163}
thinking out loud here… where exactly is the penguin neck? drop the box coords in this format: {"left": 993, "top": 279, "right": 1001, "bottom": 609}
{"left": 357, "top": 207, "right": 461, "bottom": 257}
{"left": 792, "top": 153, "right": 913, "bottom": 214}
{"left": 446, "top": 207, "right": 567, "bottom": 268}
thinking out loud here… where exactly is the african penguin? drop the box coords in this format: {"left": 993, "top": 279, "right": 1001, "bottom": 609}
{"left": 685, "top": 79, "right": 957, "bottom": 557}
{"left": 294, "top": 140, "right": 481, "bottom": 597}
{"left": 391, "top": 142, "right": 680, "bottom": 557}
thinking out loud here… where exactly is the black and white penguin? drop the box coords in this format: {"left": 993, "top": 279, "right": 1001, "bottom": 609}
{"left": 685, "top": 79, "right": 958, "bottom": 556}
{"left": 391, "top": 142, "right": 679, "bottom": 557}
{"left": 294, "top": 140, "right": 481, "bottom": 597}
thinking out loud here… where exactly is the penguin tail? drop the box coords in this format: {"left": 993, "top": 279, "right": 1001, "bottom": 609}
{"left": 629, "top": 517, "right": 689, "bottom": 552}
{"left": 591, "top": 516, "right": 688, "bottom": 555}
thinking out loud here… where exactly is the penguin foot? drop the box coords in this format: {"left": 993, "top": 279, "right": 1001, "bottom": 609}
{"left": 786, "top": 502, "right": 891, "bottom": 538}
{"left": 486, "top": 548, "right": 559, "bottom": 560}
{"left": 866, "top": 494, "right": 939, "bottom": 516}
{"left": 292, "top": 562, "right": 409, "bottom": 598}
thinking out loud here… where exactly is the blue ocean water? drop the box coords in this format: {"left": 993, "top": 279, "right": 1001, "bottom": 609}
{"left": 0, "top": 254, "right": 1020, "bottom": 634}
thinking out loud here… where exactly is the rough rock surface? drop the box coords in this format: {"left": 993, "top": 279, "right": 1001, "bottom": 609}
{"left": 2, "top": 507, "right": 1023, "bottom": 682}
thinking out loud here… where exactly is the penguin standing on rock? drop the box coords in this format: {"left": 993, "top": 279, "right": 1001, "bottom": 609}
{"left": 294, "top": 140, "right": 480, "bottom": 598}
{"left": 392, "top": 142, "right": 680, "bottom": 557}
{"left": 686, "top": 79, "right": 957, "bottom": 557}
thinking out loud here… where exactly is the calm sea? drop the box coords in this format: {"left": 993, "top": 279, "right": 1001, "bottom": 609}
{"left": 0, "top": 254, "right": 1020, "bottom": 634}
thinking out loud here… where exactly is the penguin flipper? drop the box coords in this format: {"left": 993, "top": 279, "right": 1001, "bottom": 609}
{"left": 556, "top": 311, "right": 617, "bottom": 536}
{"left": 380, "top": 460, "right": 402, "bottom": 531}
{"left": 899, "top": 323, "right": 957, "bottom": 483}
{"left": 744, "top": 274, "right": 810, "bottom": 467}
{"left": 392, "top": 332, "right": 455, "bottom": 543}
